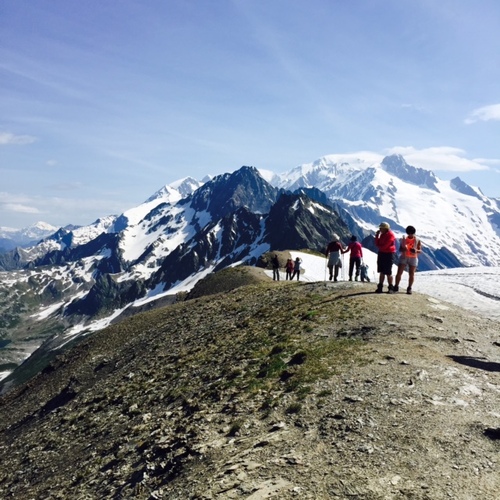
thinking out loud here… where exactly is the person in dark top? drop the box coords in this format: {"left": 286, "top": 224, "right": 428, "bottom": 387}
{"left": 285, "top": 258, "right": 294, "bottom": 280}
{"left": 271, "top": 254, "right": 280, "bottom": 281}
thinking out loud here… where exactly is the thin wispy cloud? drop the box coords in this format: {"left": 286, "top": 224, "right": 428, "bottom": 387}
{"left": 2, "top": 1, "right": 500, "bottom": 227}
{"left": 387, "top": 146, "right": 490, "bottom": 173}
{"left": 3, "top": 203, "right": 41, "bottom": 214}
{"left": 0, "top": 132, "right": 37, "bottom": 145}
{"left": 46, "top": 182, "right": 84, "bottom": 191}
{"left": 465, "top": 104, "right": 500, "bottom": 124}
{"left": 0, "top": 191, "right": 123, "bottom": 224}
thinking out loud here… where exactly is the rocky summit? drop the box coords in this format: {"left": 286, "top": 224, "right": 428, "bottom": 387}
{"left": 0, "top": 266, "right": 499, "bottom": 499}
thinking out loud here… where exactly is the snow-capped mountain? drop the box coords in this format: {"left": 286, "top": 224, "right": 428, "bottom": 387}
{"left": 0, "top": 166, "right": 351, "bottom": 391}
{"left": 2, "top": 154, "right": 500, "bottom": 392}
{"left": 0, "top": 221, "right": 59, "bottom": 253}
{"left": 272, "top": 153, "right": 500, "bottom": 267}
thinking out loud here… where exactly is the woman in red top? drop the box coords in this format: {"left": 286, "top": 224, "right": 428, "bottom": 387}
{"left": 342, "top": 235, "right": 363, "bottom": 281}
{"left": 374, "top": 222, "right": 397, "bottom": 293}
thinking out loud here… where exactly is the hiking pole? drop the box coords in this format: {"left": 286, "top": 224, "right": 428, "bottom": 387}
{"left": 324, "top": 257, "right": 327, "bottom": 282}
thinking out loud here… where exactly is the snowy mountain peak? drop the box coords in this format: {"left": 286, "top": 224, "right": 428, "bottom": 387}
{"left": 381, "top": 154, "right": 439, "bottom": 191}
{"left": 450, "top": 177, "right": 483, "bottom": 199}
{"left": 168, "top": 176, "right": 204, "bottom": 197}
{"left": 0, "top": 220, "right": 59, "bottom": 252}
{"left": 146, "top": 184, "right": 183, "bottom": 204}
{"left": 190, "top": 166, "right": 279, "bottom": 219}
{"left": 26, "top": 221, "right": 58, "bottom": 234}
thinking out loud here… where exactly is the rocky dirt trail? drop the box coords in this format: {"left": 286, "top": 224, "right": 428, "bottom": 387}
{"left": 0, "top": 280, "right": 498, "bottom": 499}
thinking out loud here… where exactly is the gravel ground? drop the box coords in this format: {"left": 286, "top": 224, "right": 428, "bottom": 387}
{"left": 0, "top": 280, "right": 498, "bottom": 499}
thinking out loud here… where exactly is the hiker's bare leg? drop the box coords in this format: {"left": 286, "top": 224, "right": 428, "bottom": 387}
{"left": 408, "top": 266, "right": 416, "bottom": 288}
{"left": 395, "top": 264, "right": 405, "bottom": 287}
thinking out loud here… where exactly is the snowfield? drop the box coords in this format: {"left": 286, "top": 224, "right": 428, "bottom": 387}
{"left": 266, "top": 250, "right": 500, "bottom": 322}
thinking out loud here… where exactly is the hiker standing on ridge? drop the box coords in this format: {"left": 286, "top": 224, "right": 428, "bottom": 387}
{"left": 325, "top": 234, "right": 345, "bottom": 282}
{"left": 285, "top": 258, "right": 294, "bottom": 280}
{"left": 291, "top": 257, "right": 302, "bottom": 281}
{"left": 342, "top": 235, "right": 363, "bottom": 281}
{"left": 394, "top": 225, "right": 422, "bottom": 294}
{"left": 374, "top": 222, "right": 397, "bottom": 293}
{"left": 271, "top": 254, "right": 280, "bottom": 281}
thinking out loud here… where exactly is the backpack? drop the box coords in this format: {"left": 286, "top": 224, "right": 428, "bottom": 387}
{"left": 400, "top": 236, "right": 421, "bottom": 254}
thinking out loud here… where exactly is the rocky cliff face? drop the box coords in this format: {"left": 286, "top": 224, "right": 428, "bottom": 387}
{"left": 0, "top": 277, "right": 498, "bottom": 499}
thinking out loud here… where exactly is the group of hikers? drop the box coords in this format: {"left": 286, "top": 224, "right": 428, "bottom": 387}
{"left": 374, "top": 222, "right": 422, "bottom": 294}
{"left": 271, "top": 222, "right": 422, "bottom": 294}
{"left": 272, "top": 254, "right": 302, "bottom": 281}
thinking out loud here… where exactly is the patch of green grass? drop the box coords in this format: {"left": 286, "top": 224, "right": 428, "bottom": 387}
{"left": 285, "top": 402, "right": 302, "bottom": 414}
{"left": 317, "top": 389, "right": 333, "bottom": 398}
{"left": 301, "top": 310, "right": 320, "bottom": 321}
{"left": 227, "top": 419, "right": 244, "bottom": 436}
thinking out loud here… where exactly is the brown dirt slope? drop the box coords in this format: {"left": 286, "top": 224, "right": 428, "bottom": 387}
{"left": 0, "top": 278, "right": 498, "bottom": 499}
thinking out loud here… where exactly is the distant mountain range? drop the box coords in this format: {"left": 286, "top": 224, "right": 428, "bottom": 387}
{"left": 0, "top": 221, "right": 59, "bottom": 253}
{"left": 1, "top": 153, "right": 500, "bottom": 392}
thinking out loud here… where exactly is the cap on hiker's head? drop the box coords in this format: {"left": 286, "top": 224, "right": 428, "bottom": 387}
{"left": 379, "top": 222, "right": 390, "bottom": 230}
{"left": 350, "top": 235, "right": 357, "bottom": 242}
{"left": 406, "top": 225, "right": 416, "bottom": 235}
{"left": 332, "top": 233, "right": 339, "bottom": 241}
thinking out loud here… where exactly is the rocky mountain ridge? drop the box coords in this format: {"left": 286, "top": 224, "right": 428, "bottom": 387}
{"left": 0, "top": 169, "right": 350, "bottom": 391}
{"left": 274, "top": 154, "right": 500, "bottom": 267}
{"left": 0, "top": 275, "right": 498, "bottom": 499}
{"left": 1, "top": 154, "right": 500, "bottom": 395}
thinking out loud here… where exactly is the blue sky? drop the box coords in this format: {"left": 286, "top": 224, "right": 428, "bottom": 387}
{"left": 2, "top": 0, "right": 500, "bottom": 229}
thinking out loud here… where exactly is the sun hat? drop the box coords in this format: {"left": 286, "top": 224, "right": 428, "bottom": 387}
{"left": 332, "top": 233, "right": 339, "bottom": 241}
{"left": 379, "top": 222, "right": 390, "bottom": 230}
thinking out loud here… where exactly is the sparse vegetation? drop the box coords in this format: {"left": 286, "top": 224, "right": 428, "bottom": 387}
{"left": 0, "top": 273, "right": 498, "bottom": 499}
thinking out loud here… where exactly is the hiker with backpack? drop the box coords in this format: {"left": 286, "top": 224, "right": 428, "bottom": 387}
{"left": 325, "top": 234, "right": 345, "bottom": 282}
{"left": 342, "top": 235, "right": 363, "bottom": 281}
{"left": 394, "top": 225, "right": 422, "bottom": 294}
{"left": 374, "top": 222, "right": 397, "bottom": 293}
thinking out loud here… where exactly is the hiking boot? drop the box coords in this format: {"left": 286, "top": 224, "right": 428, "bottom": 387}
{"left": 355, "top": 276, "right": 358, "bottom": 281}
{"left": 393, "top": 285, "right": 399, "bottom": 293}
{"left": 387, "top": 285, "right": 396, "bottom": 294}
{"left": 375, "top": 284, "right": 383, "bottom": 293}
{"left": 348, "top": 277, "right": 352, "bottom": 281}
{"left": 406, "top": 287, "right": 412, "bottom": 295}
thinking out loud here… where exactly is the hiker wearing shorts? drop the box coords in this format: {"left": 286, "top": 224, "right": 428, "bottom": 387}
{"left": 394, "top": 225, "right": 422, "bottom": 295}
